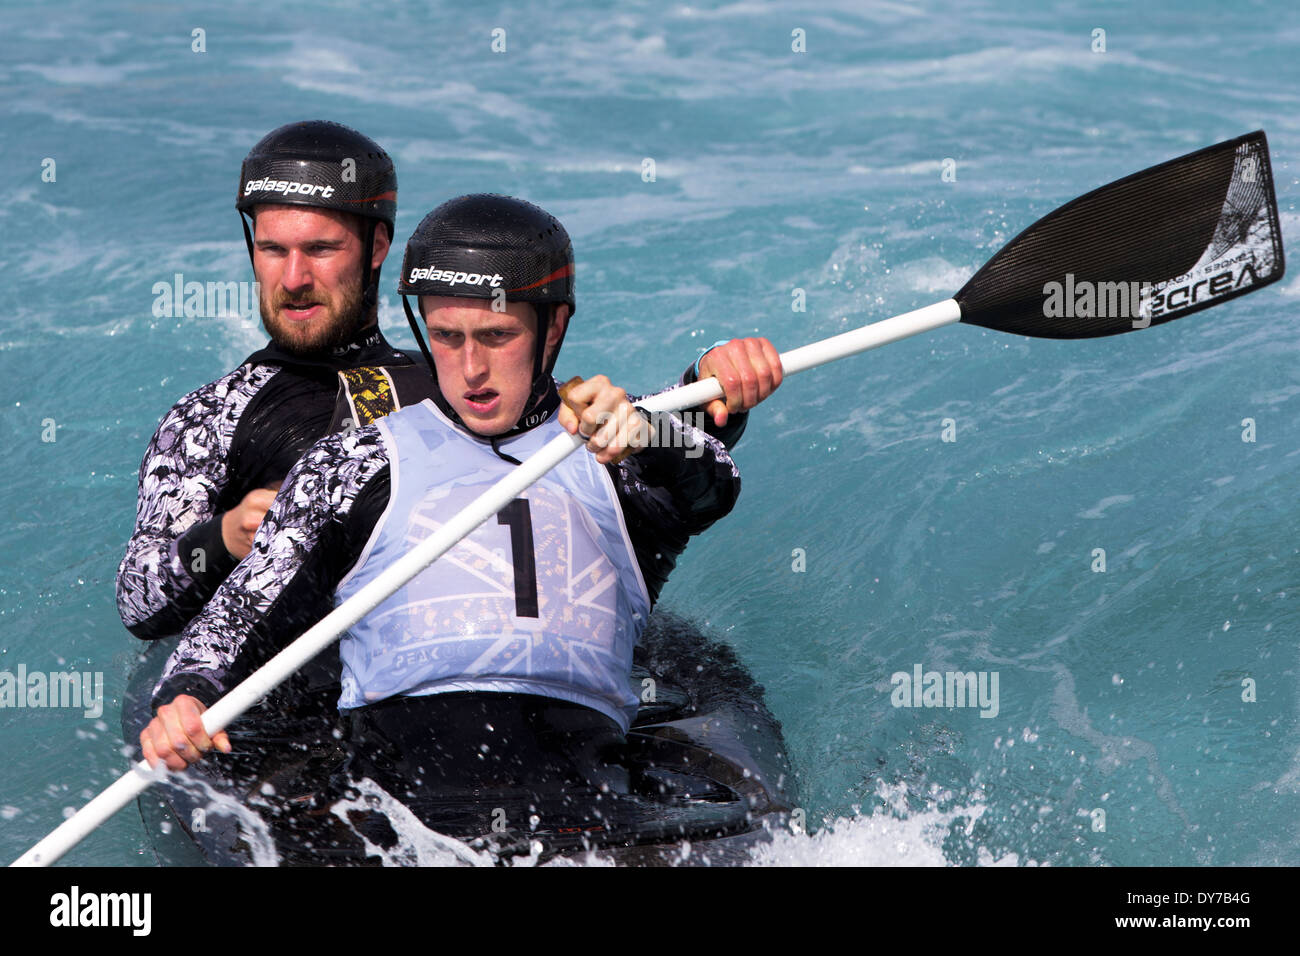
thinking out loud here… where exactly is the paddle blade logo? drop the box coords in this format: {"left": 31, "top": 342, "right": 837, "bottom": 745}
{"left": 956, "top": 130, "right": 1285, "bottom": 338}
{"left": 1139, "top": 134, "right": 1284, "bottom": 328}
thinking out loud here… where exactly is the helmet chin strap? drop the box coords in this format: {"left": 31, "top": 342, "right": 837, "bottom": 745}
{"left": 239, "top": 211, "right": 256, "bottom": 268}
{"left": 527, "top": 301, "right": 572, "bottom": 405}
{"left": 525, "top": 302, "right": 553, "bottom": 408}
{"left": 402, "top": 294, "right": 439, "bottom": 379}
{"left": 360, "top": 220, "right": 379, "bottom": 312}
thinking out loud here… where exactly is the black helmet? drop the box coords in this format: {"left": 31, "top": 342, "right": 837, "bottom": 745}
{"left": 397, "top": 193, "right": 574, "bottom": 312}
{"left": 398, "top": 194, "right": 575, "bottom": 426}
{"left": 236, "top": 120, "right": 397, "bottom": 307}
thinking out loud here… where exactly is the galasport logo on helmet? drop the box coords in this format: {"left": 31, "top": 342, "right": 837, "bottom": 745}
{"left": 243, "top": 178, "right": 336, "bottom": 199}
{"left": 408, "top": 267, "right": 505, "bottom": 287}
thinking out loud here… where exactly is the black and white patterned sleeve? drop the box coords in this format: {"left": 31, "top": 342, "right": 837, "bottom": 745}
{"left": 115, "top": 365, "right": 280, "bottom": 639}
{"left": 152, "top": 426, "right": 391, "bottom": 709}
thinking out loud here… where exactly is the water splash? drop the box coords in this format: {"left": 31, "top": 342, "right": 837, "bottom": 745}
{"left": 153, "top": 766, "right": 280, "bottom": 867}
{"left": 748, "top": 782, "right": 1024, "bottom": 867}
{"left": 327, "top": 777, "right": 497, "bottom": 867}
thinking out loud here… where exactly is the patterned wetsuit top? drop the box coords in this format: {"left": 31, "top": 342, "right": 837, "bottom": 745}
{"left": 152, "top": 382, "right": 743, "bottom": 713}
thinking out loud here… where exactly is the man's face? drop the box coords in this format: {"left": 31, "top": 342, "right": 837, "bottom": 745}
{"left": 252, "top": 205, "right": 389, "bottom": 355}
{"left": 422, "top": 296, "right": 566, "bottom": 436}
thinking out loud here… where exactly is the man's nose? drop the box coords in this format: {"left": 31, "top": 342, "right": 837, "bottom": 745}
{"left": 462, "top": 340, "right": 487, "bottom": 381}
{"left": 281, "top": 250, "right": 314, "bottom": 294}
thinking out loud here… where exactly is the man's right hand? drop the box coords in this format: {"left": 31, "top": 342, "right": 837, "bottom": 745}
{"left": 140, "top": 694, "right": 231, "bottom": 770}
{"left": 220, "top": 484, "right": 282, "bottom": 560}
{"left": 696, "top": 337, "right": 783, "bottom": 428}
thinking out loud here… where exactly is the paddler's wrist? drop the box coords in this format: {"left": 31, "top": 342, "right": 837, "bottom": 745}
{"left": 152, "top": 673, "right": 224, "bottom": 714}
{"left": 682, "top": 339, "right": 731, "bottom": 387}
{"left": 178, "top": 514, "right": 240, "bottom": 580}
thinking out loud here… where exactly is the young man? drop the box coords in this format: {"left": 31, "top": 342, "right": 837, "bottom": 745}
{"left": 139, "top": 195, "right": 782, "bottom": 842}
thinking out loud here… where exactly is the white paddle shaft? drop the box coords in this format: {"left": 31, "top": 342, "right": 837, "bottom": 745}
{"left": 12, "top": 297, "right": 961, "bottom": 867}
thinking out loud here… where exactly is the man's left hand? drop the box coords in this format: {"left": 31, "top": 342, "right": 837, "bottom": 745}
{"left": 696, "top": 337, "right": 783, "bottom": 427}
{"left": 558, "top": 375, "right": 651, "bottom": 465}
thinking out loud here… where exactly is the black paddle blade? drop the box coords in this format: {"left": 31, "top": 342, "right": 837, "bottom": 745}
{"left": 956, "top": 131, "right": 1284, "bottom": 338}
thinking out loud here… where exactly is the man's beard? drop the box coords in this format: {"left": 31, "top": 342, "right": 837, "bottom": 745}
{"left": 260, "top": 282, "right": 369, "bottom": 356}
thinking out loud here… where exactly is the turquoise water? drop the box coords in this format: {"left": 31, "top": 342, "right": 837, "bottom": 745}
{"left": 1, "top": 0, "right": 1297, "bottom": 866}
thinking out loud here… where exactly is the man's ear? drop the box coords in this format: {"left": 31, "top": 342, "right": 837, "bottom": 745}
{"left": 370, "top": 222, "right": 392, "bottom": 272}
{"left": 543, "top": 305, "right": 569, "bottom": 369}
{"left": 547, "top": 305, "right": 569, "bottom": 348}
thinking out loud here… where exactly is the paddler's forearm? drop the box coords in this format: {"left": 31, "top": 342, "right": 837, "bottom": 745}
{"left": 118, "top": 515, "right": 240, "bottom": 640}
{"left": 628, "top": 413, "right": 740, "bottom": 530}
{"left": 117, "top": 397, "right": 236, "bottom": 640}
{"left": 608, "top": 413, "right": 741, "bottom": 604}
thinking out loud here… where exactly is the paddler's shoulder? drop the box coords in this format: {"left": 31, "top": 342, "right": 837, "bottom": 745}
{"left": 292, "top": 416, "right": 391, "bottom": 475}
{"left": 274, "top": 418, "right": 393, "bottom": 520}
{"left": 155, "top": 361, "right": 284, "bottom": 431}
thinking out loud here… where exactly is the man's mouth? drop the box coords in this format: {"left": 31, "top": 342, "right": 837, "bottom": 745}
{"left": 463, "top": 389, "right": 500, "bottom": 414}
{"left": 280, "top": 300, "right": 325, "bottom": 319}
